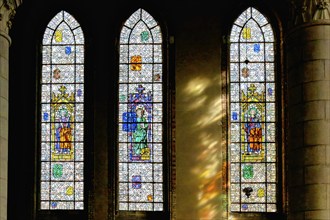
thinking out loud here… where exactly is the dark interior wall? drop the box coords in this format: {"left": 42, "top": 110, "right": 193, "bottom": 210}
{"left": 7, "top": 0, "right": 289, "bottom": 219}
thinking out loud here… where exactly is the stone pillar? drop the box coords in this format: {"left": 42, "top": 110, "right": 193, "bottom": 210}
{"left": 286, "top": 0, "right": 330, "bottom": 219}
{"left": 0, "top": 1, "right": 19, "bottom": 220}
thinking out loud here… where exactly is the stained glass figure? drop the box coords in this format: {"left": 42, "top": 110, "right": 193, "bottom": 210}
{"left": 229, "top": 7, "right": 277, "bottom": 212}
{"left": 118, "top": 8, "right": 163, "bottom": 211}
{"left": 40, "top": 11, "right": 84, "bottom": 210}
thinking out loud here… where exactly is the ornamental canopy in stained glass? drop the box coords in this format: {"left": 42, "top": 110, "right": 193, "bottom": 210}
{"left": 229, "top": 7, "right": 277, "bottom": 212}
{"left": 40, "top": 10, "right": 84, "bottom": 210}
{"left": 118, "top": 8, "right": 164, "bottom": 211}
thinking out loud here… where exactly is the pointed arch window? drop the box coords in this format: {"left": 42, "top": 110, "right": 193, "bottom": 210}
{"left": 39, "top": 10, "right": 85, "bottom": 210}
{"left": 118, "top": 8, "right": 164, "bottom": 211}
{"left": 229, "top": 7, "right": 278, "bottom": 212}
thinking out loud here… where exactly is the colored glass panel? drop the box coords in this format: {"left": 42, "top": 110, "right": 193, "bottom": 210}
{"left": 229, "top": 7, "right": 277, "bottom": 212}
{"left": 242, "top": 27, "right": 251, "bottom": 39}
{"left": 130, "top": 55, "right": 142, "bottom": 71}
{"left": 118, "top": 8, "right": 163, "bottom": 211}
{"left": 40, "top": 11, "right": 84, "bottom": 210}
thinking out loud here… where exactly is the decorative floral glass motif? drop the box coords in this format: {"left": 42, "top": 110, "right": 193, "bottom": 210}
{"left": 118, "top": 8, "right": 163, "bottom": 211}
{"left": 229, "top": 7, "right": 277, "bottom": 212}
{"left": 130, "top": 55, "right": 142, "bottom": 71}
{"left": 40, "top": 11, "right": 84, "bottom": 210}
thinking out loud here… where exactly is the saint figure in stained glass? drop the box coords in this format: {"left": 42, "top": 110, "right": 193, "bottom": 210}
{"left": 132, "top": 106, "right": 149, "bottom": 155}
{"left": 51, "top": 86, "right": 75, "bottom": 161}
{"left": 55, "top": 107, "right": 73, "bottom": 153}
{"left": 123, "top": 85, "right": 152, "bottom": 162}
{"left": 244, "top": 107, "right": 262, "bottom": 154}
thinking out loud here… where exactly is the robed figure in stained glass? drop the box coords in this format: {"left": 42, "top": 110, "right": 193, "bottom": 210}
{"left": 132, "top": 106, "right": 149, "bottom": 156}
{"left": 55, "top": 107, "right": 73, "bottom": 153}
{"left": 244, "top": 107, "right": 262, "bottom": 154}
{"left": 51, "top": 86, "right": 75, "bottom": 161}
{"left": 241, "top": 84, "right": 265, "bottom": 158}
{"left": 123, "top": 85, "right": 152, "bottom": 161}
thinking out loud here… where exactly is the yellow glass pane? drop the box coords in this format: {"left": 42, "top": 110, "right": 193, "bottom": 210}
{"left": 130, "top": 55, "right": 142, "bottom": 71}
{"left": 55, "top": 30, "right": 63, "bottom": 42}
{"left": 242, "top": 27, "right": 251, "bottom": 39}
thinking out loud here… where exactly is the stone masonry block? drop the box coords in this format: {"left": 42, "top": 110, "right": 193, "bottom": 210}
{"left": 327, "top": 145, "right": 330, "bottom": 165}
{"left": 304, "top": 120, "right": 330, "bottom": 145}
{"left": 303, "top": 25, "right": 325, "bottom": 41}
{"left": 0, "top": 179, "right": 7, "bottom": 203}
{"left": 0, "top": 39, "right": 9, "bottom": 60}
{"left": 0, "top": 158, "right": 7, "bottom": 180}
{"left": 303, "top": 60, "right": 325, "bottom": 83}
{"left": 305, "top": 165, "right": 330, "bottom": 184}
{"left": 328, "top": 185, "right": 330, "bottom": 209}
{"left": 326, "top": 100, "right": 330, "bottom": 120}
{"left": 325, "top": 24, "right": 330, "bottom": 40}
{"left": 303, "top": 39, "right": 330, "bottom": 61}
{"left": 0, "top": 117, "right": 7, "bottom": 139}
{"left": 305, "top": 210, "right": 330, "bottom": 220}
{"left": 325, "top": 60, "right": 330, "bottom": 80}
{"left": 303, "top": 101, "right": 325, "bottom": 121}
{"left": 303, "top": 184, "right": 327, "bottom": 210}
{"left": 0, "top": 79, "right": 8, "bottom": 100}
{"left": 0, "top": 57, "right": 8, "bottom": 80}
{"left": 303, "top": 81, "right": 330, "bottom": 101}
{"left": 0, "top": 137, "right": 7, "bottom": 160}
{"left": 0, "top": 197, "right": 7, "bottom": 220}
{"left": 0, "top": 98, "right": 8, "bottom": 119}
{"left": 304, "top": 145, "right": 326, "bottom": 166}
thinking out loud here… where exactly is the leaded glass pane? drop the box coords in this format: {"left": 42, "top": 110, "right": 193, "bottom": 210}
{"left": 130, "top": 22, "right": 152, "bottom": 44}
{"left": 63, "top": 11, "right": 80, "bottom": 29}
{"left": 229, "top": 7, "right": 277, "bottom": 213}
{"left": 40, "top": 10, "right": 84, "bottom": 210}
{"left": 251, "top": 8, "right": 268, "bottom": 26}
{"left": 142, "top": 9, "right": 158, "bottom": 28}
{"left": 262, "top": 24, "right": 274, "bottom": 42}
{"left": 118, "top": 8, "right": 163, "bottom": 211}
{"left": 151, "top": 26, "right": 162, "bottom": 43}
{"left": 120, "top": 26, "right": 131, "bottom": 43}
{"left": 124, "top": 11, "right": 140, "bottom": 28}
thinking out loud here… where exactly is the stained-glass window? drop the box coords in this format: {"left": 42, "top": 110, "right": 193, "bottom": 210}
{"left": 229, "top": 7, "right": 277, "bottom": 212}
{"left": 118, "top": 8, "right": 164, "bottom": 211}
{"left": 40, "top": 10, "right": 84, "bottom": 210}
